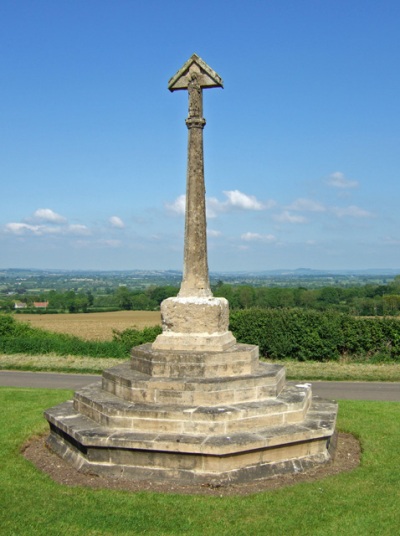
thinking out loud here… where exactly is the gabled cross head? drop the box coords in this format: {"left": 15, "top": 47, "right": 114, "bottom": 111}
{"left": 168, "top": 53, "right": 223, "bottom": 92}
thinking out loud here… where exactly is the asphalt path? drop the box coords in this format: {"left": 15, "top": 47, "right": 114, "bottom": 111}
{"left": 1, "top": 370, "right": 399, "bottom": 401}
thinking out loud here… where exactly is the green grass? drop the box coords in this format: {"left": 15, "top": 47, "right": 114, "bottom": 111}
{"left": 0, "top": 353, "right": 126, "bottom": 374}
{"left": 0, "top": 387, "right": 399, "bottom": 535}
{"left": 274, "top": 359, "right": 400, "bottom": 382}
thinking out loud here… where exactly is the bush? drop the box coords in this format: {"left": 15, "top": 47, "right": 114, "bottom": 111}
{"left": 0, "top": 314, "right": 161, "bottom": 358}
{"left": 112, "top": 325, "right": 162, "bottom": 352}
{"left": 0, "top": 314, "right": 34, "bottom": 337}
{"left": 3, "top": 310, "right": 399, "bottom": 363}
{"left": 229, "top": 308, "right": 400, "bottom": 362}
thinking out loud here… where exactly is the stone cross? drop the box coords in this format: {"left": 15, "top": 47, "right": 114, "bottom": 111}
{"left": 152, "top": 55, "right": 234, "bottom": 352}
{"left": 168, "top": 54, "right": 223, "bottom": 298}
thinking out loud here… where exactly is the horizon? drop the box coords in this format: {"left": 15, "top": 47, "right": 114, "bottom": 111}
{"left": 2, "top": 267, "right": 400, "bottom": 276}
{"left": 1, "top": 1, "right": 400, "bottom": 272}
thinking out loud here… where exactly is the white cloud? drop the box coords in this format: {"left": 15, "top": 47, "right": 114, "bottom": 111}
{"left": 165, "top": 194, "right": 186, "bottom": 215}
{"left": 5, "top": 223, "right": 66, "bottom": 235}
{"left": 68, "top": 224, "right": 91, "bottom": 235}
{"left": 5, "top": 222, "right": 90, "bottom": 236}
{"left": 166, "top": 190, "right": 272, "bottom": 219}
{"left": 5, "top": 223, "right": 41, "bottom": 235}
{"left": 223, "top": 190, "right": 265, "bottom": 210}
{"left": 241, "top": 232, "right": 276, "bottom": 242}
{"left": 287, "top": 198, "right": 326, "bottom": 212}
{"left": 211, "top": 190, "right": 275, "bottom": 215}
{"left": 207, "top": 229, "right": 222, "bottom": 237}
{"left": 109, "top": 216, "right": 125, "bottom": 229}
{"left": 332, "top": 205, "right": 374, "bottom": 218}
{"left": 32, "top": 208, "right": 67, "bottom": 223}
{"left": 327, "top": 172, "right": 359, "bottom": 189}
{"left": 273, "top": 211, "right": 307, "bottom": 224}
{"left": 5, "top": 208, "right": 70, "bottom": 235}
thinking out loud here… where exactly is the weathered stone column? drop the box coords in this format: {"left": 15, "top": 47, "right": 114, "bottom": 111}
{"left": 180, "top": 71, "right": 210, "bottom": 297}
{"left": 152, "top": 54, "right": 236, "bottom": 352}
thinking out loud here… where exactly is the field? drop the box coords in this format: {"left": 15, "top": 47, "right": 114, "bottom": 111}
{"left": 6, "top": 310, "right": 400, "bottom": 380}
{"left": 14, "top": 311, "right": 161, "bottom": 341}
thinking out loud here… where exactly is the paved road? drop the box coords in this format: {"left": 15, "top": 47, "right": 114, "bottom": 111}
{"left": 0, "top": 370, "right": 101, "bottom": 390}
{"left": 1, "top": 370, "right": 399, "bottom": 401}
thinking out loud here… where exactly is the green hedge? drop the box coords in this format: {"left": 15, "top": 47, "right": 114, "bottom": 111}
{"left": 2, "top": 310, "right": 400, "bottom": 363}
{"left": 112, "top": 325, "right": 162, "bottom": 349}
{"left": 0, "top": 315, "right": 160, "bottom": 358}
{"left": 230, "top": 308, "right": 400, "bottom": 362}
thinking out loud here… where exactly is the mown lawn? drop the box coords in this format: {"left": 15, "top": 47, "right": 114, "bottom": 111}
{"left": 0, "top": 388, "right": 399, "bottom": 535}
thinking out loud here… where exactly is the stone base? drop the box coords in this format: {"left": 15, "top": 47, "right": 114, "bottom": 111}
{"left": 44, "top": 342, "right": 338, "bottom": 485}
{"left": 153, "top": 296, "right": 236, "bottom": 352}
{"left": 131, "top": 343, "right": 259, "bottom": 379}
{"left": 152, "top": 331, "right": 236, "bottom": 353}
{"left": 45, "top": 396, "right": 337, "bottom": 484}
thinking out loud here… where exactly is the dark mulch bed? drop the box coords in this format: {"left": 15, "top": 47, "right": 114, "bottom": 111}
{"left": 22, "top": 432, "right": 360, "bottom": 496}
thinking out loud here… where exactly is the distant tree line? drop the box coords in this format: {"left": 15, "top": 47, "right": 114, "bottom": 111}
{"left": 213, "top": 276, "right": 400, "bottom": 316}
{"left": 2, "top": 276, "right": 400, "bottom": 316}
{"left": 0, "top": 286, "right": 179, "bottom": 313}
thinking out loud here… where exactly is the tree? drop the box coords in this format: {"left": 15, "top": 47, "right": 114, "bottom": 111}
{"left": 383, "top": 295, "right": 400, "bottom": 315}
{"left": 237, "top": 286, "right": 255, "bottom": 309}
{"left": 317, "top": 287, "right": 342, "bottom": 305}
{"left": 86, "top": 291, "right": 94, "bottom": 307}
{"left": 115, "top": 286, "right": 132, "bottom": 310}
{"left": 147, "top": 286, "right": 178, "bottom": 306}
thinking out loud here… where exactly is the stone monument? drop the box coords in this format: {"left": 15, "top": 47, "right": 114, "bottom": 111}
{"left": 45, "top": 54, "right": 338, "bottom": 484}
{"left": 153, "top": 54, "right": 235, "bottom": 353}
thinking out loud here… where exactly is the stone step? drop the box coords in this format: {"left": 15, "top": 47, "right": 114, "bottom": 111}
{"left": 73, "top": 381, "right": 312, "bottom": 434}
{"left": 102, "top": 361, "right": 286, "bottom": 405}
{"left": 45, "top": 391, "right": 337, "bottom": 483}
{"left": 131, "top": 343, "right": 259, "bottom": 378}
{"left": 45, "top": 395, "right": 337, "bottom": 457}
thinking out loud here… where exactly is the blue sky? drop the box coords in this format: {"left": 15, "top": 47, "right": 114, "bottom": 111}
{"left": 1, "top": 0, "right": 399, "bottom": 272}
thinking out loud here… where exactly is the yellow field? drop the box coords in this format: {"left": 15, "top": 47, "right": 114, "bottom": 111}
{"left": 15, "top": 311, "right": 161, "bottom": 341}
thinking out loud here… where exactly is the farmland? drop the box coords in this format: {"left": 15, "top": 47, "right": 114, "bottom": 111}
{"left": 3, "top": 310, "right": 400, "bottom": 380}
{"left": 14, "top": 311, "right": 161, "bottom": 341}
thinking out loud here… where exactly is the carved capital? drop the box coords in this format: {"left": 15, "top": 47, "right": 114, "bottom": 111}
{"left": 185, "top": 117, "right": 206, "bottom": 129}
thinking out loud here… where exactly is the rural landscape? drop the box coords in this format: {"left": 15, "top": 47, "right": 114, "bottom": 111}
{"left": 1, "top": 270, "right": 400, "bottom": 534}
{"left": 2, "top": 1, "right": 400, "bottom": 534}
{"left": 2, "top": 268, "right": 400, "bottom": 378}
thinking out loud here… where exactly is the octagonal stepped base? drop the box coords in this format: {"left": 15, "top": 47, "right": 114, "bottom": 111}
{"left": 45, "top": 396, "right": 337, "bottom": 484}
{"left": 102, "top": 360, "right": 286, "bottom": 406}
{"left": 44, "top": 342, "right": 338, "bottom": 484}
{"left": 130, "top": 343, "right": 259, "bottom": 378}
{"left": 73, "top": 381, "right": 312, "bottom": 434}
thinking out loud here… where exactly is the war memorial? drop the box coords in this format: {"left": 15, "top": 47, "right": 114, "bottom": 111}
{"left": 45, "top": 55, "right": 338, "bottom": 484}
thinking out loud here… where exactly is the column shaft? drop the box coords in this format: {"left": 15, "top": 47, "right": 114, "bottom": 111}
{"left": 178, "top": 85, "right": 211, "bottom": 297}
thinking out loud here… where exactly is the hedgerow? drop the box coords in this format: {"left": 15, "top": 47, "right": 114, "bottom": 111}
{"left": 0, "top": 315, "right": 160, "bottom": 358}
{"left": 111, "top": 325, "right": 162, "bottom": 351}
{"left": 2, "top": 311, "right": 400, "bottom": 363}
{"left": 230, "top": 308, "right": 400, "bottom": 362}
